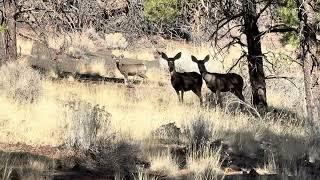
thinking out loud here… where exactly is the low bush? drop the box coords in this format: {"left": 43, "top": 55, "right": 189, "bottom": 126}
{"left": 183, "top": 116, "right": 214, "bottom": 150}
{"left": 64, "top": 101, "right": 111, "bottom": 150}
{"left": 0, "top": 62, "right": 42, "bottom": 103}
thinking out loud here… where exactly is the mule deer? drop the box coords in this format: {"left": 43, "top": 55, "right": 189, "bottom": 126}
{"left": 191, "top": 55, "right": 244, "bottom": 107}
{"left": 112, "top": 54, "right": 148, "bottom": 85}
{"left": 160, "top": 52, "right": 203, "bottom": 105}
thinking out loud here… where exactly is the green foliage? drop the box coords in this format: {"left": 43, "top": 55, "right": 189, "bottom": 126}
{"left": 0, "top": 25, "right": 7, "bottom": 32}
{"left": 144, "top": 0, "right": 181, "bottom": 23}
{"left": 277, "top": 4, "right": 298, "bottom": 26}
{"left": 277, "top": 0, "right": 299, "bottom": 46}
{"left": 280, "top": 32, "right": 300, "bottom": 47}
{"left": 277, "top": 0, "right": 320, "bottom": 46}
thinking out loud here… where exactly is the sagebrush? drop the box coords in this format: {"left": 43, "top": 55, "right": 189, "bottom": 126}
{"left": 0, "top": 62, "right": 42, "bottom": 103}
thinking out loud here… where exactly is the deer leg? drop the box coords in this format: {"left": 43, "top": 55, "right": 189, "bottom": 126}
{"left": 176, "top": 90, "right": 181, "bottom": 102}
{"left": 234, "top": 90, "right": 245, "bottom": 110}
{"left": 192, "top": 89, "right": 202, "bottom": 106}
{"left": 181, "top": 90, "right": 184, "bottom": 103}
{"left": 124, "top": 74, "right": 129, "bottom": 86}
{"left": 216, "top": 90, "right": 222, "bottom": 108}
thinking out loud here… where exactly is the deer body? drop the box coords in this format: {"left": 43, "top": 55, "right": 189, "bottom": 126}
{"left": 192, "top": 55, "right": 244, "bottom": 106}
{"left": 113, "top": 55, "right": 148, "bottom": 85}
{"left": 161, "top": 52, "right": 203, "bottom": 105}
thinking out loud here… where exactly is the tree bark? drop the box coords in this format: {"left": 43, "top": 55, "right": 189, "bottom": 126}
{"left": 298, "top": 0, "right": 320, "bottom": 136}
{"left": 242, "top": 0, "right": 268, "bottom": 110}
{"left": 3, "top": 0, "right": 17, "bottom": 62}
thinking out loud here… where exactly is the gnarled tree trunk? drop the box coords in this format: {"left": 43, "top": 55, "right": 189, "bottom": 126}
{"left": 298, "top": 0, "right": 320, "bottom": 136}
{"left": 243, "top": 0, "right": 267, "bottom": 110}
{"left": 3, "top": 0, "right": 17, "bottom": 62}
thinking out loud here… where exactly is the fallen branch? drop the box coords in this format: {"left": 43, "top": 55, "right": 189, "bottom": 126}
{"left": 265, "top": 75, "right": 298, "bottom": 88}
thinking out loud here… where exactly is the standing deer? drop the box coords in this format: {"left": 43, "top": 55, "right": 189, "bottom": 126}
{"left": 160, "top": 52, "right": 203, "bottom": 105}
{"left": 191, "top": 55, "right": 245, "bottom": 107}
{"left": 112, "top": 54, "right": 148, "bottom": 85}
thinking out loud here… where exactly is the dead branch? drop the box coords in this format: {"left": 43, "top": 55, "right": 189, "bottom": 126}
{"left": 265, "top": 75, "right": 298, "bottom": 88}
{"left": 227, "top": 52, "right": 247, "bottom": 73}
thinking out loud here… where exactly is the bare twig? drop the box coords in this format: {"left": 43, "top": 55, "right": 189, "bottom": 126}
{"left": 227, "top": 52, "right": 247, "bottom": 73}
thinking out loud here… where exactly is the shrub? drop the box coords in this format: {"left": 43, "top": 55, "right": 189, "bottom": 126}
{"left": 65, "top": 101, "right": 111, "bottom": 150}
{"left": 0, "top": 62, "right": 42, "bottom": 103}
{"left": 104, "top": 33, "right": 128, "bottom": 49}
{"left": 183, "top": 116, "right": 213, "bottom": 150}
{"left": 94, "top": 140, "right": 141, "bottom": 178}
{"left": 144, "top": 0, "right": 181, "bottom": 23}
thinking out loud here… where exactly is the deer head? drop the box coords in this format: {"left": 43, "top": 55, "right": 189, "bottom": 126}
{"left": 161, "top": 52, "right": 182, "bottom": 72}
{"left": 191, "top": 55, "right": 210, "bottom": 74}
{"left": 112, "top": 54, "right": 124, "bottom": 64}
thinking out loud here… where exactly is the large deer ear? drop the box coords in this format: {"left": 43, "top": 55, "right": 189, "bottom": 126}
{"left": 191, "top": 55, "right": 198, "bottom": 63}
{"left": 203, "top": 55, "right": 210, "bottom": 62}
{"left": 161, "top": 52, "right": 169, "bottom": 60}
{"left": 173, "top": 52, "right": 182, "bottom": 60}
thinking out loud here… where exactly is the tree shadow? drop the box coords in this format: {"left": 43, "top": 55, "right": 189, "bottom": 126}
{"left": 209, "top": 126, "right": 319, "bottom": 180}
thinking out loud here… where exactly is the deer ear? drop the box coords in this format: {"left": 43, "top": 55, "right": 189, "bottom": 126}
{"left": 191, "top": 55, "right": 198, "bottom": 63}
{"left": 173, "top": 52, "right": 182, "bottom": 60}
{"left": 161, "top": 52, "right": 169, "bottom": 60}
{"left": 204, "top": 55, "right": 210, "bottom": 62}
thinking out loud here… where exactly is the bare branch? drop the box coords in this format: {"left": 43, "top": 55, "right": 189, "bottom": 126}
{"left": 209, "top": 13, "right": 243, "bottom": 41}
{"left": 255, "top": 0, "right": 273, "bottom": 21}
{"left": 227, "top": 52, "right": 247, "bottom": 73}
{"left": 259, "top": 24, "right": 298, "bottom": 38}
{"left": 265, "top": 75, "right": 298, "bottom": 88}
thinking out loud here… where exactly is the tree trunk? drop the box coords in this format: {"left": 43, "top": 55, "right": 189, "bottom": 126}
{"left": 0, "top": 32, "right": 5, "bottom": 60}
{"left": 3, "top": 0, "right": 17, "bottom": 62}
{"left": 298, "top": 0, "right": 320, "bottom": 136}
{"left": 242, "top": 0, "right": 268, "bottom": 110}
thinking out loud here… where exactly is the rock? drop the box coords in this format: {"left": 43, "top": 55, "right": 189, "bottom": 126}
{"left": 152, "top": 123, "right": 182, "bottom": 144}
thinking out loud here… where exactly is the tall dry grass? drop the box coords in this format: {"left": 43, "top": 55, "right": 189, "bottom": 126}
{"left": 0, "top": 31, "right": 313, "bottom": 178}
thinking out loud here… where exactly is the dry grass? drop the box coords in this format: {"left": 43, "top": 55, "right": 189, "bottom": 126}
{"left": 187, "top": 146, "right": 223, "bottom": 179}
{"left": 0, "top": 32, "right": 314, "bottom": 178}
{"left": 0, "top": 61, "right": 42, "bottom": 103}
{"left": 148, "top": 152, "right": 180, "bottom": 177}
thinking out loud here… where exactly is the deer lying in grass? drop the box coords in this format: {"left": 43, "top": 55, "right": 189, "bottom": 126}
{"left": 160, "top": 52, "right": 203, "bottom": 105}
{"left": 112, "top": 54, "right": 148, "bottom": 85}
{"left": 191, "top": 55, "right": 245, "bottom": 107}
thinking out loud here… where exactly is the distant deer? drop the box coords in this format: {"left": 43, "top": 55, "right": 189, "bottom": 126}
{"left": 112, "top": 54, "right": 148, "bottom": 85}
{"left": 160, "top": 52, "right": 203, "bottom": 105}
{"left": 191, "top": 55, "right": 245, "bottom": 107}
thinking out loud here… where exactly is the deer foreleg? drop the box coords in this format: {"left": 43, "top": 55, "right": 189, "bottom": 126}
{"left": 216, "top": 90, "right": 222, "bottom": 108}
{"left": 181, "top": 90, "right": 184, "bottom": 103}
{"left": 124, "top": 75, "right": 129, "bottom": 86}
{"left": 176, "top": 90, "right": 181, "bottom": 102}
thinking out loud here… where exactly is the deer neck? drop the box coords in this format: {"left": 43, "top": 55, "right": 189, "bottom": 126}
{"left": 198, "top": 66, "right": 208, "bottom": 77}
{"left": 203, "top": 73, "right": 216, "bottom": 83}
{"left": 169, "top": 69, "right": 176, "bottom": 77}
{"left": 199, "top": 67, "right": 213, "bottom": 82}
